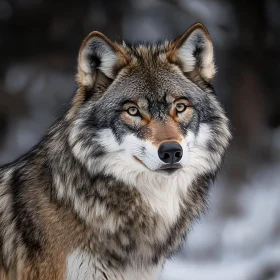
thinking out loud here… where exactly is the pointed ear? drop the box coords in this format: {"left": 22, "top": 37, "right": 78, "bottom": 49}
{"left": 77, "top": 31, "right": 130, "bottom": 88}
{"left": 167, "top": 23, "right": 216, "bottom": 81}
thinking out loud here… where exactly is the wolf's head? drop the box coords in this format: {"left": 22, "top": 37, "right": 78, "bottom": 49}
{"left": 68, "top": 23, "right": 230, "bottom": 187}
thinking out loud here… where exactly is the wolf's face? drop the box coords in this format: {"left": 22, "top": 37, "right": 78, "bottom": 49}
{"left": 68, "top": 23, "right": 230, "bottom": 184}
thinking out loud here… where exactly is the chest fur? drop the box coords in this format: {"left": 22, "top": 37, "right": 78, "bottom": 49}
{"left": 66, "top": 250, "right": 162, "bottom": 280}
{"left": 55, "top": 172, "right": 193, "bottom": 269}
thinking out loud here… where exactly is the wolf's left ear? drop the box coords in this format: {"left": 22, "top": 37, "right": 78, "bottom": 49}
{"left": 167, "top": 23, "right": 216, "bottom": 82}
{"left": 77, "top": 31, "right": 130, "bottom": 88}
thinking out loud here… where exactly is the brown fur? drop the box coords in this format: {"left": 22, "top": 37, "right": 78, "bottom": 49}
{"left": 149, "top": 120, "right": 182, "bottom": 146}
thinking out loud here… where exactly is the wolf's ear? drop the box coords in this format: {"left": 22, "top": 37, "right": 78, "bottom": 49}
{"left": 77, "top": 31, "right": 130, "bottom": 88}
{"left": 167, "top": 23, "right": 216, "bottom": 82}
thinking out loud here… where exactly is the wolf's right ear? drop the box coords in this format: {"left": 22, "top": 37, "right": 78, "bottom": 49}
{"left": 77, "top": 32, "right": 130, "bottom": 88}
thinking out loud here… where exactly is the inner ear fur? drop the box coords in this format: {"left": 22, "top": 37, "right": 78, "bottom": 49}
{"left": 167, "top": 23, "right": 216, "bottom": 82}
{"left": 76, "top": 31, "right": 130, "bottom": 90}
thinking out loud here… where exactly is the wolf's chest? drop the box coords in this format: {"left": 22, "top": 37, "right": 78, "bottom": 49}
{"left": 66, "top": 250, "right": 95, "bottom": 280}
{"left": 66, "top": 250, "right": 161, "bottom": 280}
{"left": 65, "top": 193, "right": 184, "bottom": 280}
{"left": 65, "top": 175, "right": 188, "bottom": 279}
{"left": 66, "top": 251, "right": 121, "bottom": 280}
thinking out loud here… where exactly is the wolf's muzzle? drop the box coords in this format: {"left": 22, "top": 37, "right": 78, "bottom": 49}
{"left": 158, "top": 141, "right": 183, "bottom": 164}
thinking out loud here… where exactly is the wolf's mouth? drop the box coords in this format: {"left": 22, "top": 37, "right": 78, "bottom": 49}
{"left": 159, "top": 164, "right": 182, "bottom": 170}
{"left": 157, "top": 164, "right": 182, "bottom": 175}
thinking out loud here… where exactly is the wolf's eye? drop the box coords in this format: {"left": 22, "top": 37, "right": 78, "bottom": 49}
{"left": 175, "top": 103, "right": 187, "bottom": 113}
{"left": 127, "top": 106, "right": 139, "bottom": 116}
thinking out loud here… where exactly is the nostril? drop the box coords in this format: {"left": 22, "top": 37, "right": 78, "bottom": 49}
{"left": 161, "top": 152, "right": 170, "bottom": 160}
{"left": 175, "top": 151, "right": 182, "bottom": 158}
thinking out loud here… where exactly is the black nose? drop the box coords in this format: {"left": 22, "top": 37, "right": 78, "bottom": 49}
{"left": 158, "top": 142, "right": 183, "bottom": 164}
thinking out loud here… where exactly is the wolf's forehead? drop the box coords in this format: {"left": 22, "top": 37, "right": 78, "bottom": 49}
{"left": 126, "top": 42, "right": 170, "bottom": 61}
{"left": 116, "top": 64, "right": 188, "bottom": 101}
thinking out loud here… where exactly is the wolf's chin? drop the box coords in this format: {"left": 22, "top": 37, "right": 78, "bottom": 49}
{"left": 156, "top": 168, "right": 182, "bottom": 177}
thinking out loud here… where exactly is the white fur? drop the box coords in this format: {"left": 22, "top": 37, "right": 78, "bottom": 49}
{"left": 122, "top": 264, "right": 163, "bottom": 280}
{"left": 66, "top": 250, "right": 162, "bottom": 280}
{"left": 66, "top": 250, "right": 91, "bottom": 280}
{"left": 186, "top": 124, "right": 219, "bottom": 174}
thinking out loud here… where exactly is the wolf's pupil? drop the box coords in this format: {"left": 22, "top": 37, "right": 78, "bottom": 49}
{"left": 128, "top": 107, "right": 138, "bottom": 116}
{"left": 176, "top": 103, "right": 186, "bottom": 112}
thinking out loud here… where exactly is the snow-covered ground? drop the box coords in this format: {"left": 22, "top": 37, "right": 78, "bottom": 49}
{"left": 162, "top": 164, "right": 280, "bottom": 280}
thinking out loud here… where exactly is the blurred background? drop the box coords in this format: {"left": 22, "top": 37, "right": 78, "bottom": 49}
{"left": 0, "top": 0, "right": 280, "bottom": 279}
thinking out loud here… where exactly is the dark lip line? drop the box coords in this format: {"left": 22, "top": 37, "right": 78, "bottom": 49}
{"left": 133, "top": 156, "right": 150, "bottom": 169}
{"left": 158, "top": 164, "right": 182, "bottom": 170}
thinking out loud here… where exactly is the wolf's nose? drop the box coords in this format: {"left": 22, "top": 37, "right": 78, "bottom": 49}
{"left": 158, "top": 142, "right": 183, "bottom": 164}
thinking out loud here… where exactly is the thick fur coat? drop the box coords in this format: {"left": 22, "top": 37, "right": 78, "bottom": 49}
{"left": 0, "top": 23, "right": 231, "bottom": 279}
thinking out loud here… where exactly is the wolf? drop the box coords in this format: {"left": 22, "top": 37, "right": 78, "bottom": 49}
{"left": 0, "top": 23, "right": 231, "bottom": 279}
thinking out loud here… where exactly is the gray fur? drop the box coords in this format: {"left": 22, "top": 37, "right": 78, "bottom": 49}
{"left": 0, "top": 23, "right": 231, "bottom": 279}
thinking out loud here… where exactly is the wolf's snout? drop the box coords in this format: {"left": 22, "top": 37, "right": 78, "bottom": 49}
{"left": 158, "top": 142, "right": 183, "bottom": 164}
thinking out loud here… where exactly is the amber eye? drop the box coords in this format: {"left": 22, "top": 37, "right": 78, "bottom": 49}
{"left": 127, "top": 106, "right": 139, "bottom": 116}
{"left": 175, "top": 103, "right": 187, "bottom": 113}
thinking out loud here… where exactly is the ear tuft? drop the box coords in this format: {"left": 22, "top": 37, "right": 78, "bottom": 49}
{"left": 168, "top": 23, "right": 216, "bottom": 81}
{"left": 77, "top": 32, "right": 129, "bottom": 87}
